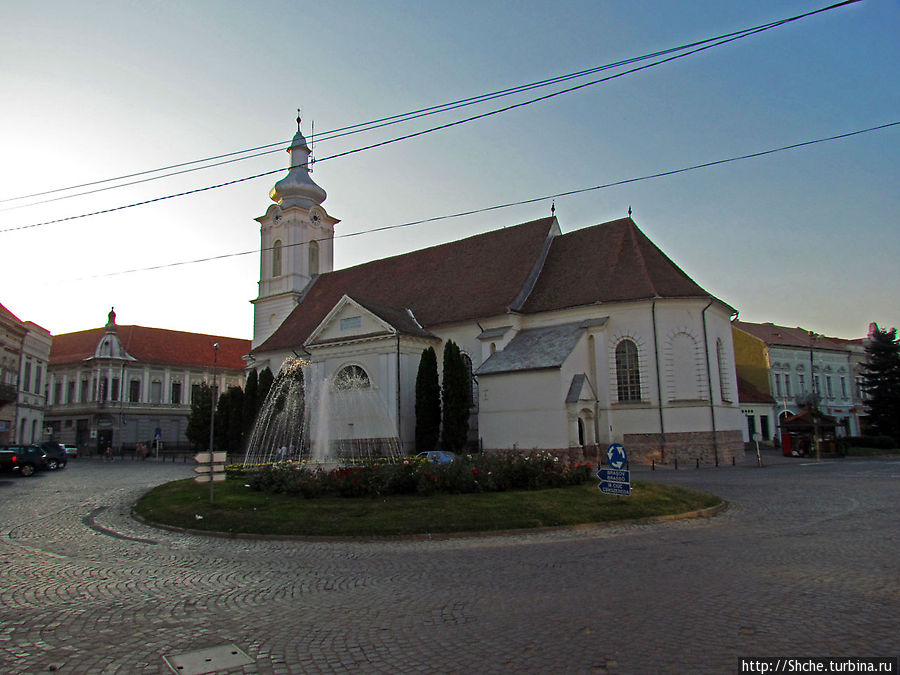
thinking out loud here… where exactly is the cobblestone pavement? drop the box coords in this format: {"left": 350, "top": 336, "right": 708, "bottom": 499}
{"left": 0, "top": 452, "right": 897, "bottom": 674}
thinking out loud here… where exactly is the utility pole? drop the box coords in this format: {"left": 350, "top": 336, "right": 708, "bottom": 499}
{"left": 208, "top": 343, "right": 219, "bottom": 504}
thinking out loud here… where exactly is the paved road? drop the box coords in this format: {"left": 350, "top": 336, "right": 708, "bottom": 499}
{"left": 0, "top": 453, "right": 897, "bottom": 674}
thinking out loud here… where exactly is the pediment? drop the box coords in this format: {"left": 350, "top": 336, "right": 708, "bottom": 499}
{"left": 305, "top": 295, "right": 396, "bottom": 348}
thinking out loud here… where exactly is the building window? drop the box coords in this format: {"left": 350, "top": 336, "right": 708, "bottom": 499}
{"left": 784, "top": 375, "right": 792, "bottom": 397}
{"left": 615, "top": 339, "right": 641, "bottom": 402}
{"left": 340, "top": 316, "right": 362, "bottom": 331}
{"left": 129, "top": 379, "right": 141, "bottom": 403}
{"left": 716, "top": 339, "right": 730, "bottom": 402}
{"left": 150, "top": 380, "right": 162, "bottom": 404}
{"left": 334, "top": 365, "right": 370, "bottom": 391}
{"left": 747, "top": 414, "right": 757, "bottom": 437}
{"left": 799, "top": 374, "right": 806, "bottom": 393}
{"left": 840, "top": 376, "right": 847, "bottom": 399}
{"left": 761, "top": 415, "right": 771, "bottom": 440}
{"left": 272, "top": 240, "right": 282, "bottom": 277}
{"left": 309, "top": 240, "right": 319, "bottom": 276}
{"left": 35, "top": 365, "right": 42, "bottom": 394}
{"left": 826, "top": 376, "right": 833, "bottom": 399}
{"left": 80, "top": 379, "right": 89, "bottom": 402}
{"left": 774, "top": 374, "right": 782, "bottom": 397}
{"left": 54, "top": 381, "right": 62, "bottom": 405}
{"left": 813, "top": 376, "right": 820, "bottom": 395}
{"left": 191, "top": 383, "right": 202, "bottom": 404}
{"left": 67, "top": 381, "right": 75, "bottom": 404}
{"left": 23, "top": 361, "right": 32, "bottom": 393}
{"left": 171, "top": 382, "right": 182, "bottom": 405}
{"left": 111, "top": 378, "right": 120, "bottom": 402}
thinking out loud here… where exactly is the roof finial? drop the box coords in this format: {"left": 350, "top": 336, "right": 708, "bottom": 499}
{"left": 628, "top": 205, "right": 632, "bottom": 218}
{"left": 296, "top": 108, "right": 302, "bottom": 132}
{"left": 551, "top": 201, "right": 556, "bottom": 218}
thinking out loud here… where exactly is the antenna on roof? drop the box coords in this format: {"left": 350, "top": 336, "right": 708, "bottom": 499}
{"left": 310, "top": 119, "right": 316, "bottom": 173}
{"left": 550, "top": 201, "right": 556, "bottom": 218}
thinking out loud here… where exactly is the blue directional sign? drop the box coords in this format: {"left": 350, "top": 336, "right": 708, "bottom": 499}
{"left": 599, "top": 481, "right": 631, "bottom": 496}
{"left": 606, "top": 443, "right": 628, "bottom": 470}
{"left": 598, "top": 469, "right": 630, "bottom": 483}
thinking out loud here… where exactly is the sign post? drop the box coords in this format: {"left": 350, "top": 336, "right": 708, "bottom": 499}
{"left": 599, "top": 443, "right": 631, "bottom": 496}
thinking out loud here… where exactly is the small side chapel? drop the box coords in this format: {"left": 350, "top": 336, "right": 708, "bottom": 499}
{"left": 248, "top": 120, "right": 744, "bottom": 465}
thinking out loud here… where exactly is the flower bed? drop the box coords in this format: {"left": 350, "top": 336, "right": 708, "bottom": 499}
{"left": 237, "top": 452, "right": 594, "bottom": 499}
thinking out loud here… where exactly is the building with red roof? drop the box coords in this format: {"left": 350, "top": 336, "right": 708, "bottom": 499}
{"left": 247, "top": 122, "right": 745, "bottom": 465}
{"left": 0, "top": 302, "right": 52, "bottom": 444}
{"left": 44, "top": 308, "right": 250, "bottom": 454}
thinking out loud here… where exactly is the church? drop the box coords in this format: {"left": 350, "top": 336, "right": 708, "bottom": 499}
{"left": 248, "top": 120, "right": 744, "bottom": 465}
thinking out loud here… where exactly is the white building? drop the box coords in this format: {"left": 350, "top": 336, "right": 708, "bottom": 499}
{"left": 0, "top": 302, "right": 52, "bottom": 444}
{"left": 249, "top": 121, "right": 745, "bottom": 465}
{"left": 733, "top": 321, "right": 864, "bottom": 438}
{"left": 45, "top": 309, "right": 250, "bottom": 454}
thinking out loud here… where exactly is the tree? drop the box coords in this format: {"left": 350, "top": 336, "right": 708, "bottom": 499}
{"left": 415, "top": 346, "right": 441, "bottom": 452}
{"left": 185, "top": 382, "right": 212, "bottom": 450}
{"left": 257, "top": 367, "right": 274, "bottom": 411}
{"left": 860, "top": 324, "right": 900, "bottom": 441}
{"left": 441, "top": 340, "right": 470, "bottom": 452}
{"left": 242, "top": 368, "right": 259, "bottom": 442}
{"left": 215, "top": 385, "right": 245, "bottom": 453}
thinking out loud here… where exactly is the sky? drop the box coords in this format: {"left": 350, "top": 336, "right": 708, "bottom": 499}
{"left": 1, "top": 0, "right": 897, "bottom": 342}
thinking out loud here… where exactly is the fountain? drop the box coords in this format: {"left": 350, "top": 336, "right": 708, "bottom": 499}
{"left": 242, "top": 358, "right": 402, "bottom": 468}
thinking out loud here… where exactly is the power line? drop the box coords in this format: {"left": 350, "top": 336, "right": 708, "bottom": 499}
{"left": 0, "top": 0, "right": 860, "bottom": 218}
{"left": 72, "top": 120, "right": 898, "bottom": 282}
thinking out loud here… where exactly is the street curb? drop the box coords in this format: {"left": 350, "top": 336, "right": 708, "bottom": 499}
{"left": 131, "top": 498, "right": 728, "bottom": 543}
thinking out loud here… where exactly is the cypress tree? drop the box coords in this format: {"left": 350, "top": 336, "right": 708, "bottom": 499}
{"left": 415, "top": 346, "right": 441, "bottom": 452}
{"left": 860, "top": 325, "right": 900, "bottom": 441}
{"left": 441, "top": 340, "right": 470, "bottom": 452}
{"left": 185, "top": 382, "right": 212, "bottom": 450}
{"left": 257, "top": 367, "right": 274, "bottom": 410}
{"left": 242, "top": 368, "right": 259, "bottom": 442}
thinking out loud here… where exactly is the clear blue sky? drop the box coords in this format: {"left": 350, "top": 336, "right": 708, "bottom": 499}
{"left": 1, "top": 0, "right": 897, "bottom": 340}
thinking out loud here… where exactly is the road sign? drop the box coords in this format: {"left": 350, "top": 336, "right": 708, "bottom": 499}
{"left": 606, "top": 443, "right": 628, "bottom": 470}
{"left": 194, "top": 452, "right": 227, "bottom": 464}
{"left": 599, "top": 481, "right": 631, "bottom": 496}
{"left": 194, "top": 473, "right": 226, "bottom": 484}
{"left": 598, "top": 469, "right": 630, "bottom": 483}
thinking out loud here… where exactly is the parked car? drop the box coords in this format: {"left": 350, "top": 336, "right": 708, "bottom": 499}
{"left": 0, "top": 444, "right": 47, "bottom": 477}
{"left": 416, "top": 450, "right": 457, "bottom": 465}
{"left": 63, "top": 444, "right": 79, "bottom": 459}
{"left": 38, "top": 442, "right": 68, "bottom": 470}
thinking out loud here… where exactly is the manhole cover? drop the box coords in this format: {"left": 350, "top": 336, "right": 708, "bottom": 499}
{"left": 163, "top": 644, "right": 254, "bottom": 674}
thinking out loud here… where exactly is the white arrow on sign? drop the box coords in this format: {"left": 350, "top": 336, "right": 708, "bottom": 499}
{"left": 193, "top": 464, "right": 226, "bottom": 474}
{"left": 194, "top": 452, "right": 227, "bottom": 464}
{"left": 194, "top": 474, "right": 226, "bottom": 484}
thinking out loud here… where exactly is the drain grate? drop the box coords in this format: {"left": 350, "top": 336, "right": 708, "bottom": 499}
{"left": 163, "top": 644, "right": 254, "bottom": 674}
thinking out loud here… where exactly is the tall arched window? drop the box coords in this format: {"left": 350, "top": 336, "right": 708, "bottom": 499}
{"left": 615, "top": 339, "right": 642, "bottom": 402}
{"left": 272, "top": 240, "right": 282, "bottom": 277}
{"left": 308, "top": 240, "right": 319, "bottom": 276}
{"left": 334, "top": 365, "right": 370, "bottom": 391}
{"left": 716, "top": 339, "right": 730, "bottom": 402}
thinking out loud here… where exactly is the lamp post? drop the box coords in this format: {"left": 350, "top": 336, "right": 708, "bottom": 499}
{"left": 809, "top": 332, "right": 821, "bottom": 462}
{"left": 208, "top": 343, "right": 219, "bottom": 504}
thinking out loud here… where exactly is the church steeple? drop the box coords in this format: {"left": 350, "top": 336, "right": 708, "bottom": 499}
{"left": 269, "top": 114, "right": 327, "bottom": 209}
{"left": 251, "top": 116, "right": 339, "bottom": 350}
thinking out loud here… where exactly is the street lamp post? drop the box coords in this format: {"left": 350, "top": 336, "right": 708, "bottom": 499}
{"left": 809, "top": 332, "right": 821, "bottom": 462}
{"left": 208, "top": 343, "right": 219, "bottom": 504}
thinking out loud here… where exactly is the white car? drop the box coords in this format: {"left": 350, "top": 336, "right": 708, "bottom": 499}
{"left": 63, "top": 444, "right": 79, "bottom": 459}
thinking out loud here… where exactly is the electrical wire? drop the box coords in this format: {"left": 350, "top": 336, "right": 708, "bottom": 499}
{"left": 0, "top": 0, "right": 860, "bottom": 215}
{"left": 71, "top": 120, "right": 898, "bottom": 281}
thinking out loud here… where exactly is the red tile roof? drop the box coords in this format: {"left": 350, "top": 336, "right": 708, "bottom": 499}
{"left": 734, "top": 321, "right": 853, "bottom": 351}
{"left": 522, "top": 218, "right": 716, "bottom": 312}
{"left": 259, "top": 217, "right": 556, "bottom": 352}
{"left": 258, "top": 216, "right": 725, "bottom": 353}
{"left": 737, "top": 376, "right": 775, "bottom": 404}
{"left": 50, "top": 326, "right": 250, "bottom": 370}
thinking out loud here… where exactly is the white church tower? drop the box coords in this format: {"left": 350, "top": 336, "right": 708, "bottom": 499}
{"left": 251, "top": 116, "right": 338, "bottom": 349}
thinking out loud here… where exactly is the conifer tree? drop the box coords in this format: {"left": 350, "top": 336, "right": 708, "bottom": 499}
{"left": 185, "top": 382, "right": 212, "bottom": 450}
{"left": 860, "top": 324, "right": 900, "bottom": 441}
{"left": 257, "top": 367, "right": 274, "bottom": 410}
{"left": 415, "top": 346, "right": 441, "bottom": 452}
{"left": 441, "top": 340, "right": 470, "bottom": 452}
{"left": 242, "top": 368, "right": 259, "bottom": 442}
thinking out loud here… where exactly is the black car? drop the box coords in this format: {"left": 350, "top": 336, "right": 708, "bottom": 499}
{"left": 0, "top": 444, "right": 47, "bottom": 477}
{"left": 38, "top": 442, "right": 68, "bottom": 470}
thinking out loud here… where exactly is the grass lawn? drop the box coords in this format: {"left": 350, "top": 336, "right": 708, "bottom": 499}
{"left": 134, "top": 478, "right": 723, "bottom": 538}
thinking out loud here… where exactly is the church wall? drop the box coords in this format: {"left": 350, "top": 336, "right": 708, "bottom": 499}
{"left": 478, "top": 369, "right": 568, "bottom": 450}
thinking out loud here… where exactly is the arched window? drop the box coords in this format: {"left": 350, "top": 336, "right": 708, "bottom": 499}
{"left": 272, "top": 240, "right": 282, "bottom": 277}
{"left": 308, "top": 240, "right": 319, "bottom": 276}
{"left": 615, "top": 339, "right": 642, "bottom": 402}
{"left": 334, "top": 365, "right": 371, "bottom": 391}
{"left": 716, "top": 339, "right": 730, "bottom": 402}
